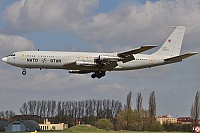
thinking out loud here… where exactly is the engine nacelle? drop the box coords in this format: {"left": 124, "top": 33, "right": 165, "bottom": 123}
{"left": 99, "top": 55, "right": 123, "bottom": 62}
{"left": 76, "top": 61, "right": 97, "bottom": 66}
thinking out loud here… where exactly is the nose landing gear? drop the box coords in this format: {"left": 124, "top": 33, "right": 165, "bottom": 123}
{"left": 22, "top": 69, "right": 26, "bottom": 75}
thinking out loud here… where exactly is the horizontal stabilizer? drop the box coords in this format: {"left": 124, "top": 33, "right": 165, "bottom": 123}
{"left": 118, "top": 45, "right": 157, "bottom": 57}
{"left": 164, "top": 52, "right": 198, "bottom": 62}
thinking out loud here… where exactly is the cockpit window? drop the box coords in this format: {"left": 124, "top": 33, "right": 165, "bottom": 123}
{"left": 8, "top": 54, "right": 16, "bottom": 57}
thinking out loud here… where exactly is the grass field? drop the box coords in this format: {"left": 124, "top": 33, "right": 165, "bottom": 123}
{"left": 64, "top": 125, "right": 191, "bottom": 133}
{"left": 4, "top": 132, "right": 191, "bottom": 133}
{"left": 4, "top": 125, "right": 192, "bottom": 133}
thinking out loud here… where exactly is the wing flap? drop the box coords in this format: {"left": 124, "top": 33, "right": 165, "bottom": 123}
{"left": 117, "top": 45, "right": 157, "bottom": 57}
{"left": 104, "top": 62, "right": 118, "bottom": 71}
{"left": 122, "top": 55, "right": 135, "bottom": 63}
{"left": 164, "top": 52, "right": 198, "bottom": 62}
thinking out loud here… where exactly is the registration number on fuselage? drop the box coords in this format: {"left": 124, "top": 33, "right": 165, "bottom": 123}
{"left": 26, "top": 58, "right": 61, "bottom": 63}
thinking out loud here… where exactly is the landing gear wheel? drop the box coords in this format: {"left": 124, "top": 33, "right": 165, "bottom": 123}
{"left": 22, "top": 71, "right": 26, "bottom": 75}
{"left": 101, "top": 72, "right": 105, "bottom": 77}
{"left": 91, "top": 74, "right": 96, "bottom": 78}
{"left": 91, "top": 71, "right": 106, "bottom": 79}
{"left": 97, "top": 74, "right": 101, "bottom": 79}
{"left": 22, "top": 68, "right": 26, "bottom": 75}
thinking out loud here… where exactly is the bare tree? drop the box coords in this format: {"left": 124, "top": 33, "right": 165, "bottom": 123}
{"left": 8, "top": 110, "right": 15, "bottom": 122}
{"left": 136, "top": 92, "right": 143, "bottom": 113}
{"left": 148, "top": 91, "right": 156, "bottom": 123}
{"left": 73, "top": 101, "right": 78, "bottom": 125}
{"left": 88, "top": 100, "right": 93, "bottom": 116}
{"left": 51, "top": 100, "right": 56, "bottom": 117}
{"left": 46, "top": 100, "right": 51, "bottom": 118}
{"left": 77, "top": 101, "right": 82, "bottom": 120}
{"left": 20, "top": 103, "right": 28, "bottom": 115}
{"left": 18, "top": 99, "right": 122, "bottom": 126}
{"left": 0, "top": 110, "right": 15, "bottom": 122}
{"left": 0, "top": 111, "right": 5, "bottom": 119}
{"left": 57, "top": 101, "right": 62, "bottom": 116}
{"left": 27, "top": 100, "right": 37, "bottom": 115}
{"left": 36, "top": 101, "right": 41, "bottom": 116}
{"left": 191, "top": 91, "right": 200, "bottom": 126}
{"left": 85, "top": 100, "right": 89, "bottom": 116}
{"left": 96, "top": 100, "right": 102, "bottom": 118}
{"left": 41, "top": 100, "right": 47, "bottom": 118}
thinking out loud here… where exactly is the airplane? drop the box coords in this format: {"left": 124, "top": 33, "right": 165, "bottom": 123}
{"left": 1, "top": 26, "right": 198, "bottom": 79}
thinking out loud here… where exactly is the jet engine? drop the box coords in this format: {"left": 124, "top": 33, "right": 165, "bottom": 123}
{"left": 98, "top": 55, "right": 124, "bottom": 62}
{"left": 76, "top": 60, "right": 97, "bottom": 66}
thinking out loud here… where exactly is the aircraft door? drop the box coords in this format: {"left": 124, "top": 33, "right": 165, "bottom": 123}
{"left": 21, "top": 52, "right": 26, "bottom": 60}
{"left": 149, "top": 56, "right": 154, "bottom": 64}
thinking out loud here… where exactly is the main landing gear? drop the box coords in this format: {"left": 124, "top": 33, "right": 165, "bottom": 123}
{"left": 91, "top": 71, "right": 106, "bottom": 79}
{"left": 22, "top": 68, "right": 26, "bottom": 75}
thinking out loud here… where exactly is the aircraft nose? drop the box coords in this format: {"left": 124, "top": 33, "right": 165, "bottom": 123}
{"left": 2, "top": 57, "right": 7, "bottom": 63}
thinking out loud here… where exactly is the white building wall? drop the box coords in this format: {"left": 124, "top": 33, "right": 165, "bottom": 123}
{"left": 39, "top": 119, "right": 64, "bottom": 130}
{"left": 39, "top": 124, "right": 64, "bottom": 130}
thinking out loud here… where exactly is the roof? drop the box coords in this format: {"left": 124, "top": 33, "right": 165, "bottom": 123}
{"left": 177, "top": 117, "right": 192, "bottom": 122}
{"left": 20, "top": 120, "right": 40, "bottom": 131}
{"left": 0, "top": 120, "right": 9, "bottom": 131}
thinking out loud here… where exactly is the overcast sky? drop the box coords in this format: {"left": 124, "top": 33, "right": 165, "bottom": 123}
{"left": 0, "top": 0, "right": 200, "bottom": 117}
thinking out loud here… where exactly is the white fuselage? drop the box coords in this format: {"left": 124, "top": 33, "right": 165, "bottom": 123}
{"left": 4, "top": 51, "right": 166, "bottom": 72}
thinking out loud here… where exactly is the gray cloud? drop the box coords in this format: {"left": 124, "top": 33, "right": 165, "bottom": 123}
{"left": 3, "top": 0, "right": 98, "bottom": 33}
{"left": 80, "top": 0, "right": 200, "bottom": 48}
{"left": 3, "top": 0, "right": 200, "bottom": 52}
{"left": 0, "top": 34, "right": 35, "bottom": 56}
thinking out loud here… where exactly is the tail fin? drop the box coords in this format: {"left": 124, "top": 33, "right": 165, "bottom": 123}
{"left": 153, "top": 26, "right": 186, "bottom": 57}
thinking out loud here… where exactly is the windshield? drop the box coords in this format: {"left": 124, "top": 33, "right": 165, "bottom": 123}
{"left": 7, "top": 54, "right": 16, "bottom": 57}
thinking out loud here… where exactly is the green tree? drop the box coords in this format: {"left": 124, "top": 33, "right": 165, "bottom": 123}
{"left": 145, "top": 122, "right": 164, "bottom": 131}
{"left": 116, "top": 109, "right": 127, "bottom": 130}
{"left": 163, "top": 123, "right": 180, "bottom": 131}
{"left": 116, "top": 109, "right": 141, "bottom": 131}
{"left": 97, "top": 118, "right": 113, "bottom": 130}
{"left": 81, "top": 115, "right": 97, "bottom": 126}
{"left": 181, "top": 124, "right": 193, "bottom": 132}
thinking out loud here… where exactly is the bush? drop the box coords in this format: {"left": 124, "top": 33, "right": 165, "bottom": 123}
{"left": 145, "top": 122, "right": 164, "bottom": 131}
{"left": 96, "top": 118, "right": 113, "bottom": 130}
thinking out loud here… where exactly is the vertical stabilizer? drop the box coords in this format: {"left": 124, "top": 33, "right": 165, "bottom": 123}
{"left": 153, "top": 26, "right": 186, "bottom": 57}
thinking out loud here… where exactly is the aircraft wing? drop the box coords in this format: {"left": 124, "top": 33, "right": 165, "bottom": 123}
{"left": 164, "top": 52, "right": 198, "bottom": 62}
{"left": 117, "top": 45, "right": 157, "bottom": 57}
{"left": 116, "top": 45, "right": 156, "bottom": 63}
{"left": 104, "top": 62, "right": 118, "bottom": 71}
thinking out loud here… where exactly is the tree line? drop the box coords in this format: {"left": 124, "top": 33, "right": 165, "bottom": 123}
{"left": 19, "top": 99, "right": 122, "bottom": 126}
{"left": 0, "top": 110, "right": 15, "bottom": 122}
{"left": 18, "top": 90, "right": 160, "bottom": 130}
{"left": 0, "top": 90, "right": 199, "bottom": 131}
